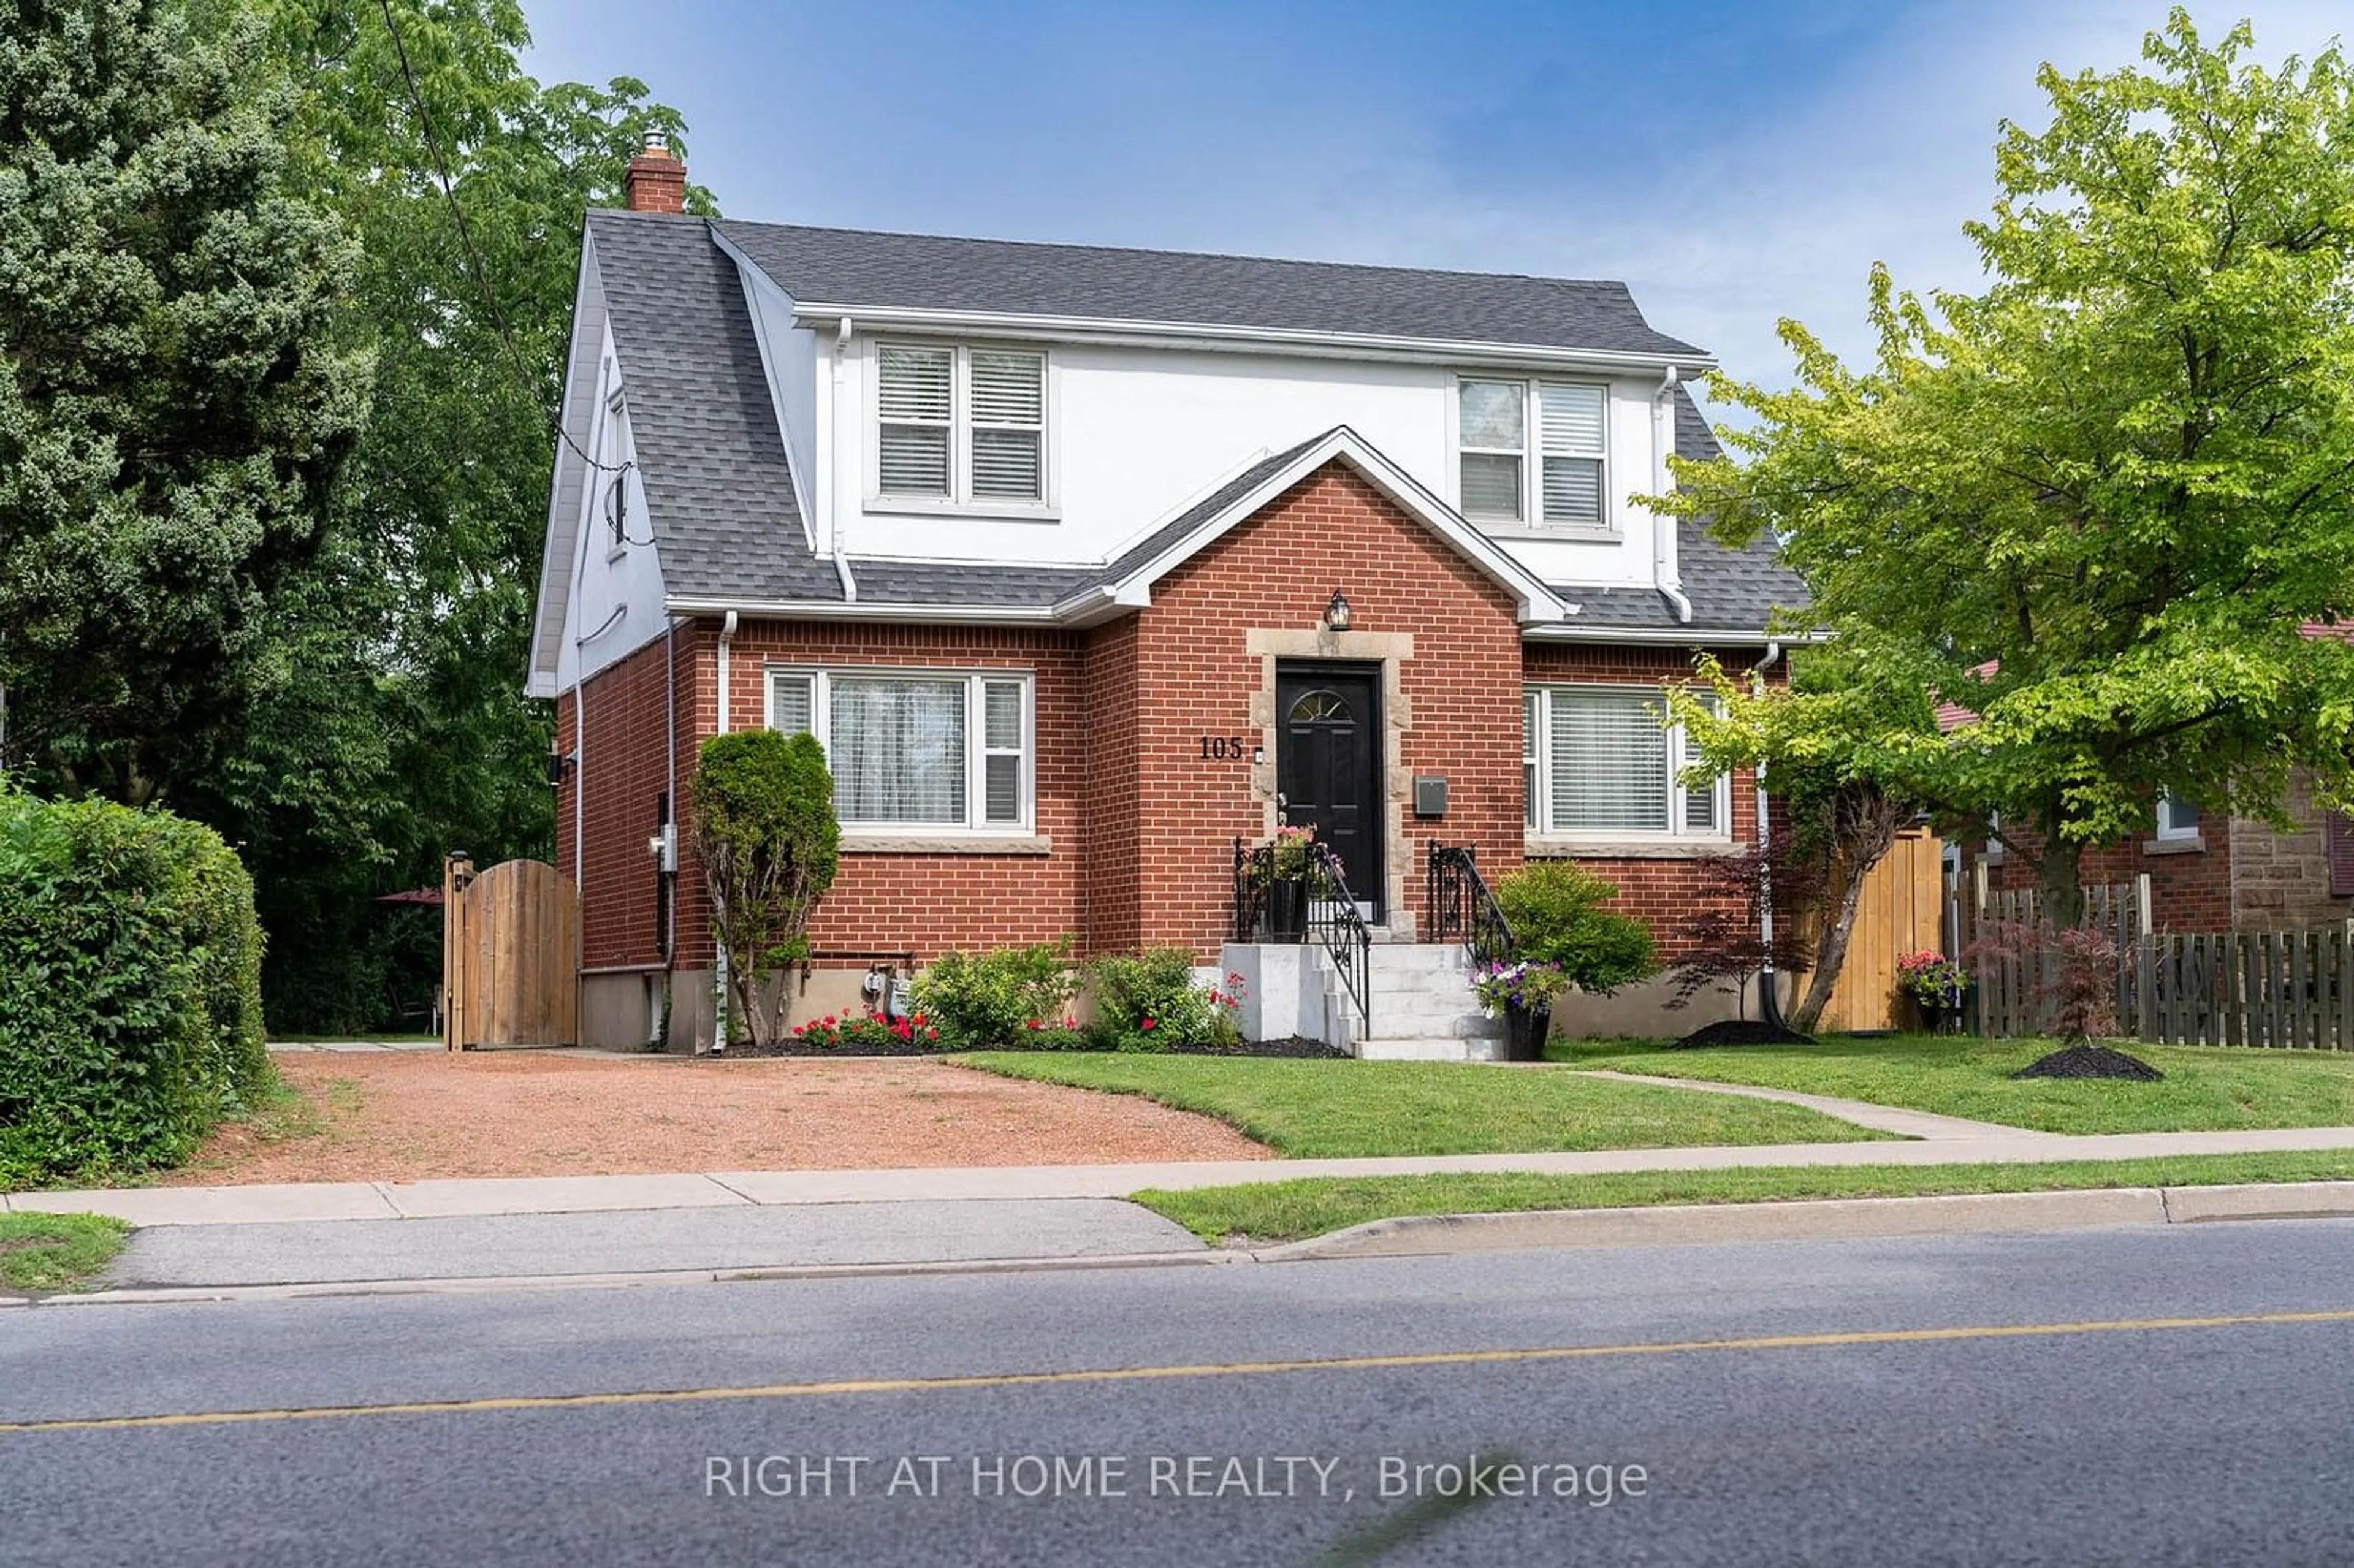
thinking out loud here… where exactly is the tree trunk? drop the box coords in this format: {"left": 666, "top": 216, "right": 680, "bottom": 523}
{"left": 1786, "top": 786, "right": 1907, "bottom": 1035}
{"left": 2036, "top": 831, "right": 2085, "bottom": 932}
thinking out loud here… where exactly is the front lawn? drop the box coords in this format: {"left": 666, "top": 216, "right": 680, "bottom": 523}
{"left": 956, "top": 1054, "right": 1895, "bottom": 1159}
{"left": 1559, "top": 1035, "right": 2354, "bottom": 1135}
{"left": 1137, "top": 1149, "right": 2354, "bottom": 1244}
{"left": 0, "top": 1212, "right": 129, "bottom": 1293}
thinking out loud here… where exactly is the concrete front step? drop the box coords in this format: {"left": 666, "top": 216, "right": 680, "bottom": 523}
{"left": 1357, "top": 1035, "right": 1507, "bottom": 1062}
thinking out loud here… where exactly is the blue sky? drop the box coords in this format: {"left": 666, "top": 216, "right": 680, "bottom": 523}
{"left": 523, "top": 1, "right": 2347, "bottom": 406}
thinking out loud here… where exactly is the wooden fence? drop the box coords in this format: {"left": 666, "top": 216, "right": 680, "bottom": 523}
{"left": 1966, "top": 867, "right": 2353, "bottom": 1048}
{"left": 1968, "top": 877, "right": 2146, "bottom": 1040}
{"left": 443, "top": 854, "right": 580, "bottom": 1050}
{"left": 2135, "top": 928, "right": 2354, "bottom": 1049}
{"left": 1807, "top": 830, "right": 1946, "bottom": 1032}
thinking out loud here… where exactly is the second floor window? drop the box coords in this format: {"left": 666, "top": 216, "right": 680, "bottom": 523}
{"left": 877, "top": 344, "right": 1045, "bottom": 504}
{"left": 1458, "top": 378, "right": 1608, "bottom": 528}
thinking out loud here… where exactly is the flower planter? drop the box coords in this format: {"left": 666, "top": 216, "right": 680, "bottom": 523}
{"left": 1260, "top": 877, "right": 1309, "bottom": 943}
{"left": 1502, "top": 1000, "right": 1552, "bottom": 1062}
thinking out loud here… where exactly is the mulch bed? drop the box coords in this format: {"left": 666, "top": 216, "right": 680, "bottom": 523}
{"left": 710, "top": 1036, "right": 1348, "bottom": 1060}
{"left": 2011, "top": 1043, "right": 2167, "bottom": 1081}
{"left": 1670, "top": 1018, "right": 1816, "bottom": 1049}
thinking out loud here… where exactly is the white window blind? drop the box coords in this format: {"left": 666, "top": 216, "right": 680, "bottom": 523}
{"left": 982, "top": 679, "right": 1024, "bottom": 824}
{"left": 771, "top": 674, "right": 814, "bottom": 739}
{"left": 1537, "top": 382, "right": 1606, "bottom": 525}
{"left": 1458, "top": 379, "right": 1525, "bottom": 522}
{"left": 878, "top": 345, "right": 952, "bottom": 497}
{"left": 1522, "top": 689, "right": 1539, "bottom": 830}
{"left": 1549, "top": 687, "right": 1668, "bottom": 832}
{"left": 969, "top": 352, "right": 1044, "bottom": 501}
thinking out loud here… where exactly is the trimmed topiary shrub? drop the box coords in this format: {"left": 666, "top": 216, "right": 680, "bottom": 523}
{"left": 687, "top": 729, "right": 840, "bottom": 1047}
{"left": 0, "top": 788, "right": 270, "bottom": 1187}
{"left": 909, "top": 938, "right": 1080, "bottom": 1048}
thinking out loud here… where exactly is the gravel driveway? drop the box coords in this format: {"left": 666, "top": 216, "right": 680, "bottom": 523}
{"left": 168, "top": 1053, "right": 1271, "bottom": 1185}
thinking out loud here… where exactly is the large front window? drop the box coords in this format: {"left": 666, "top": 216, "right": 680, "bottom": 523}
{"left": 1458, "top": 378, "right": 1609, "bottom": 528}
{"left": 1523, "top": 684, "right": 1724, "bottom": 838}
{"left": 766, "top": 669, "right": 1032, "bottom": 832}
{"left": 876, "top": 343, "right": 1046, "bottom": 505}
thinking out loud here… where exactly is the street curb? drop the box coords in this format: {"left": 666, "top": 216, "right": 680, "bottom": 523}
{"left": 44, "top": 1249, "right": 1239, "bottom": 1307}
{"left": 1248, "top": 1181, "right": 2354, "bottom": 1262}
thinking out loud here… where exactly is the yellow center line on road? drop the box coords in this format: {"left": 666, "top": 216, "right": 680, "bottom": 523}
{"left": 7, "top": 1308, "right": 2353, "bottom": 1436}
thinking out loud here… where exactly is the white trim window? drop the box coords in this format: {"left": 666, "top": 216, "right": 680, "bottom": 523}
{"left": 1457, "top": 377, "right": 1609, "bottom": 528}
{"left": 766, "top": 668, "right": 1033, "bottom": 833}
{"left": 2157, "top": 791, "right": 2201, "bottom": 840}
{"left": 1523, "top": 683, "right": 1726, "bottom": 839}
{"left": 875, "top": 343, "right": 1046, "bottom": 505}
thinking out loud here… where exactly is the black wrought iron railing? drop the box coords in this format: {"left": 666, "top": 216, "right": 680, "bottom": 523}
{"left": 1232, "top": 836, "right": 1372, "bottom": 1040}
{"left": 1426, "top": 842, "right": 1515, "bottom": 974}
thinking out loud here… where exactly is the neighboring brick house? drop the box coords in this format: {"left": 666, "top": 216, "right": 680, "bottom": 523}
{"left": 530, "top": 139, "right": 1808, "bottom": 1051}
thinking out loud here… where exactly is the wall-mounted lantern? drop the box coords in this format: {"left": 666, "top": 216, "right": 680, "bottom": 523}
{"left": 1324, "top": 588, "right": 1353, "bottom": 632}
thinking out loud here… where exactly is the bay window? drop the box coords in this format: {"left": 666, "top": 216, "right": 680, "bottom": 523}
{"left": 1523, "top": 684, "right": 1725, "bottom": 839}
{"left": 766, "top": 668, "right": 1032, "bottom": 833}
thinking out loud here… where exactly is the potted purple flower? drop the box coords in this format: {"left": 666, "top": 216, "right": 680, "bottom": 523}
{"left": 1472, "top": 960, "right": 1572, "bottom": 1060}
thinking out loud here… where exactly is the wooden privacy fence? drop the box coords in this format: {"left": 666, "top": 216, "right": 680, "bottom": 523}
{"left": 2135, "top": 928, "right": 2354, "bottom": 1049}
{"left": 1968, "top": 877, "right": 2146, "bottom": 1040}
{"left": 442, "top": 854, "right": 580, "bottom": 1050}
{"left": 1805, "top": 829, "right": 1945, "bottom": 1032}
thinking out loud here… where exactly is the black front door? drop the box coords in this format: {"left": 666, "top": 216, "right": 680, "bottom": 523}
{"left": 1276, "top": 663, "right": 1383, "bottom": 918}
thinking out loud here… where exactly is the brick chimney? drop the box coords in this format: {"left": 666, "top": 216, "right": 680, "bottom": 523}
{"left": 623, "top": 131, "right": 686, "bottom": 215}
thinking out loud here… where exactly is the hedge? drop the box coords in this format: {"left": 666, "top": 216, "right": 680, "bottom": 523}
{"left": 0, "top": 789, "right": 270, "bottom": 1186}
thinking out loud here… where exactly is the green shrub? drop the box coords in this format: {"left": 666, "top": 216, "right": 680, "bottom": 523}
{"left": 688, "top": 729, "right": 840, "bottom": 1046}
{"left": 1494, "top": 861, "right": 1658, "bottom": 995}
{"left": 1088, "top": 948, "right": 1224, "bottom": 1051}
{"left": 0, "top": 788, "right": 270, "bottom": 1186}
{"left": 910, "top": 938, "right": 1079, "bottom": 1047}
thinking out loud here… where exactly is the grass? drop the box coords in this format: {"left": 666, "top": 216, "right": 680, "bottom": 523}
{"left": 1558, "top": 1033, "right": 2354, "bottom": 1135}
{"left": 956, "top": 1053, "right": 1895, "bottom": 1159}
{"left": 0, "top": 1212, "right": 129, "bottom": 1293}
{"left": 1136, "top": 1149, "right": 2354, "bottom": 1244}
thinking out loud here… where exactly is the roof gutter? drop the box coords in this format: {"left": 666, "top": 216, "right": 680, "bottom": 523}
{"left": 1522, "top": 622, "right": 1813, "bottom": 647}
{"left": 666, "top": 595, "right": 1061, "bottom": 624}
{"left": 787, "top": 302, "right": 1714, "bottom": 375}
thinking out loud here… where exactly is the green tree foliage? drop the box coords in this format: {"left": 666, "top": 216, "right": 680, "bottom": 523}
{"left": 0, "top": 784, "right": 270, "bottom": 1186}
{"left": 172, "top": 1, "right": 709, "bottom": 1030}
{"left": 0, "top": 0, "right": 372, "bottom": 807}
{"left": 1658, "top": 11, "right": 2354, "bottom": 927}
{"left": 1668, "top": 651, "right": 1926, "bottom": 1033}
{"left": 1492, "top": 861, "right": 1657, "bottom": 994}
{"left": 687, "top": 729, "right": 840, "bottom": 1047}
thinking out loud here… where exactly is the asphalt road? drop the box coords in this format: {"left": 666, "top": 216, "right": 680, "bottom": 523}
{"left": 5, "top": 1219, "right": 2353, "bottom": 1567}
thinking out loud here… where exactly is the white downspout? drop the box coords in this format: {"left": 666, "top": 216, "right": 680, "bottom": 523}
{"left": 711, "top": 609, "right": 739, "bottom": 1050}
{"left": 1652, "top": 365, "right": 1693, "bottom": 625}
{"left": 1753, "top": 639, "right": 1785, "bottom": 1020}
{"left": 831, "top": 318, "right": 858, "bottom": 602}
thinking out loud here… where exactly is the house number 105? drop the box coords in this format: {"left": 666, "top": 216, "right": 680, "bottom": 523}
{"left": 1198, "top": 736, "right": 1244, "bottom": 759}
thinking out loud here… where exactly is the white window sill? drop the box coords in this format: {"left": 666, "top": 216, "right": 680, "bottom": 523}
{"left": 1525, "top": 835, "right": 1736, "bottom": 860}
{"left": 841, "top": 834, "right": 1053, "bottom": 855}
{"left": 1480, "top": 525, "right": 1620, "bottom": 543}
{"left": 2144, "top": 834, "right": 2206, "bottom": 856}
{"left": 866, "top": 497, "right": 1061, "bottom": 523}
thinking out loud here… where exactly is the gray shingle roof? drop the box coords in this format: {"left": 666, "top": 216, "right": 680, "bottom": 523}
{"left": 590, "top": 211, "right": 838, "bottom": 603}
{"left": 1547, "top": 386, "right": 1811, "bottom": 634}
{"left": 714, "top": 219, "right": 1702, "bottom": 357}
{"left": 845, "top": 559, "right": 1097, "bottom": 607}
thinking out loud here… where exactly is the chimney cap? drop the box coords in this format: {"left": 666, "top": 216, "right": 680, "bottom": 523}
{"left": 639, "top": 129, "right": 674, "bottom": 159}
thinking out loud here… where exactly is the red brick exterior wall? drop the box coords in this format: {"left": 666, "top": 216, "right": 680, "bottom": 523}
{"left": 1123, "top": 463, "right": 1528, "bottom": 957}
{"left": 1520, "top": 642, "right": 1775, "bottom": 957}
{"left": 558, "top": 460, "right": 1790, "bottom": 971}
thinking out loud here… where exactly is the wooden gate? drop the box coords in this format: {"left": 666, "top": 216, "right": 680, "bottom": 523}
{"left": 1807, "top": 829, "right": 1946, "bottom": 1032}
{"left": 442, "top": 855, "right": 579, "bottom": 1050}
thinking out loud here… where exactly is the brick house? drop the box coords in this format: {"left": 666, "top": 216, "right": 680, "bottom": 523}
{"left": 528, "top": 139, "right": 1808, "bottom": 1052}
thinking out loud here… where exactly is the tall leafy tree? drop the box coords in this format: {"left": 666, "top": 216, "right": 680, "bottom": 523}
{"left": 172, "top": 0, "right": 709, "bottom": 1027}
{"left": 0, "top": 0, "right": 372, "bottom": 805}
{"left": 1662, "top": 10, "right": 2354, "bottom": 929}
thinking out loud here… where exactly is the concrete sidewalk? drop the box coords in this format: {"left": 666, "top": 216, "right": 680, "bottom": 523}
{"left": 13, "top": 1123, "right": 2354, "bottom": 1228}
